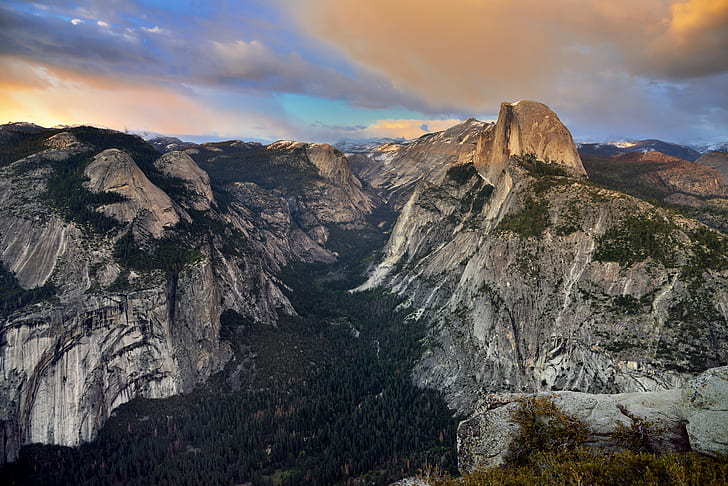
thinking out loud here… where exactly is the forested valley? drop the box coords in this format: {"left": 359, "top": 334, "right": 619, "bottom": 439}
{"left": 1, "top": 234, "right": 459, "bottom": 486}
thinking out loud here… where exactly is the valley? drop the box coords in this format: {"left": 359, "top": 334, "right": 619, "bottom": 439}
{"left": 1, "top": 100, "right": 727, "bottom": 485}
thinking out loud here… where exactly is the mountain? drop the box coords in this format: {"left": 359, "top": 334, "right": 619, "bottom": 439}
{"left": 359, "top": 101, "right": 728, "bottom": 414}
{"left": 581, "top": 150, "right": 728, "bottom": 232}
{"left": 146, "top": 136, "right": 198, "bottom": 153}
{"left": 0, "top": 124, "right": 378, "bottom": 463}
{"left": 334, "top": 137, "right": 404, "bottom": 154}
{"left": 2, "top": 109, "right": 728, "bottom": 482}
{"left": 691, "top": 142, "right": 728, "bottom": 154}
{"left": 342, "top": 118, "right": 487, "bottom": 208}
{"left": 696, "top": 152, "right": 728, "bottom": 184}
{"left": 578, "top": 139, "right": 701, "bottom": 161}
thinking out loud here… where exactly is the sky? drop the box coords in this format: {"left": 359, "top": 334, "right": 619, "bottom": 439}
{"left": 1, "top": 0, "right": 727, "bottom": 145}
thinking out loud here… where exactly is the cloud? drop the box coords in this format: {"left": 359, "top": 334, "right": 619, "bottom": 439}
{"left": 279, "top": 0, "right": 727, "bottom": 142}
{"left": 0, "top": 3, "right": 440, "bottom": 114}
{"left": 0, "top": 5, "right": 155, "bottom": 72}
{"left": 0, "top": 55, "right": 297, "bottom": 141}
{"left": 196, "top": 39, "right": 439, "bottom": 113}
{"left": 0, "top": 51, "right": 463, "bottom": 143}
{"left": 3, "top": 1, "right": 725, "bottom": 144}
{"left": 284, "top": 0, "right": 727, "bottom": 106}
{"left": 141, "top": 25, "right": 162, "bottom": 34}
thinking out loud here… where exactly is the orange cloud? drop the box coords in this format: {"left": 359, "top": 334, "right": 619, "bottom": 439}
{"left": 0, "top": 56, "right": 291, "bottom": 140}
{"left": 670, "top": 0, "right": 728, "bottom": 33}
{"left": 282, "top": 0, "right": 728, "bottom": 110}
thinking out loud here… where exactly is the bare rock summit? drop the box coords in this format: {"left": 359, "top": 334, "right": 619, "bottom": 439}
{"left": 475, "top": 100, "right": 586, "bottom": 183}
{"left": 84, "top": 148, "right": 181, "bottom": 237}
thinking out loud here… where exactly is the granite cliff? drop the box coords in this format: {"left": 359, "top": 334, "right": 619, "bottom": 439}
{"left": 0, "top": 124, "right": 376, "bottom": 463}
{"left": 344, "top": 118, "right": 486, "bottom": 209}
{"left": 359, "top": 101, "right": 728, "bottom": 413}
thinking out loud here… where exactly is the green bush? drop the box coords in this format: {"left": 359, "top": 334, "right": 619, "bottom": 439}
{"left": 429, "top": 450, "right": 728, "bottom": 486}
{"left": 0, "top": 265, "right": 55, "bottom": 315}
{"left": 113, "top": 231, "right": 203, "bottom": 277}
{"left": 505, "top": 396, "right": 589, "bottom": 467}
{"left": 514, "top": 153, "right": 569, "bottom": 178}
{"left": 447, "top": 163, "right": 479, "bottom": 185}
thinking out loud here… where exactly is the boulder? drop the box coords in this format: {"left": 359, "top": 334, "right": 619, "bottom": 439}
{"left": 458, "top": 366, "right": 728, "bottom": 473}
{"left": 682, "top": 366, "right": 728, "bottom": 457}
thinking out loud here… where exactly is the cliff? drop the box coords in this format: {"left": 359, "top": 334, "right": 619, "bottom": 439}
{"left": 0, "top": 125, "right": 376, "bottom": 463}
{"left": 359, "top": 101, "right": 728, "bottom": 413}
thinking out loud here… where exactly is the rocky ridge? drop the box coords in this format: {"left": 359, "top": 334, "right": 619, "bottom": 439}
{"left": 359, "top": 101, "right": 728, "bottom": 414}
{"left": 343, "top": 118, "right": 487, "bottom": 208}
{"left": 0, "top": 125, "right": 376, "bottom": 463}
{"left": 696, "top": 152, "right": 728, "bottom": 184}
{"left": 578, "top": 139, "right": 702, "bottom": 162}
{"left": 581, "top": 149, "right": 728, "bottom": 233}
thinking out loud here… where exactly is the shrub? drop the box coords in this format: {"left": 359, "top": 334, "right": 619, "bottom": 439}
{"left": 610, "top": 405, "right": 654, "bottom": 453}
{"left": 428, "top": 450, "right": 728, "bottom": 486}
{"left": 513, "top": 153, "right": 569, "bottom": 178}
{"left": 593, "top": 215, "right": 678, "bottom": 266}
{"left": 505, "top": 396, "right": 589, "bottom": 467}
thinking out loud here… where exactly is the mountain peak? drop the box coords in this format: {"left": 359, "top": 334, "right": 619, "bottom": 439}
{"left": 474, "top": 100, "right": 586, "bottom": 183}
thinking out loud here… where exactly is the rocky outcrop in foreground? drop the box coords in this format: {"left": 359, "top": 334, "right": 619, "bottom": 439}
{"left": 458, "top": 366, "right": 728, "bottom": 473}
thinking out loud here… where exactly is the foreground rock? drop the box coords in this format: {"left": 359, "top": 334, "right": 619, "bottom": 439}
{"left": 458, "top": 366, "right": 728, "bottom": 473}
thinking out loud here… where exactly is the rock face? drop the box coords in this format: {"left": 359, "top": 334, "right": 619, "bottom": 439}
{"left": 0, "top": 125, "right": 377, "bottom": 463}
{"left": 154, "top": 150, "right": 215, "bottom": 211}
{"left": 343, "top": 118, "right": 487, "bottom": 208}
{"left": 458, "top": 366, "right": 728, "bottom": 473}
{"left": 0, "top": 262, "right": 226, "bottom": 464}
{"left": 267, "top": 141, "right": 377, "bottom": 228}
{"left": 474, "top": 101, "right": 586, "bottom": 184}
{"left": 360, "top": 101, "right": 728, "bottom": 413}
{"left": 696, "top": 152, "right": 728, "bottom": 184}
{"left": 682, "top": 366, "right": 728, "bottom": 456}
{"left": 84, "top": 149, "right": 182, "bottom": 237}
{"left": 190, "top": 139, "right": 380, "bottom": 249}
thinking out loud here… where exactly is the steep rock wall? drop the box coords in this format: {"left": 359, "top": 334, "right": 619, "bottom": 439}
{"left": 361, "top": 102, "right": 728, "bottom": 413}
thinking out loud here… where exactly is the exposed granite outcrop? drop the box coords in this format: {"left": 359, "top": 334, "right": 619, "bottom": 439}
{"left": 474, "top": 100, "right": 586, "bottom": 184}
{"left": 84, "top": 148, "right": 182, "bottom": 237}
{"left": 154, "top": 150, "right": 215, "bottom": 211}
{"left": 458, "top": 366, "right": 728, "bottom": 473}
